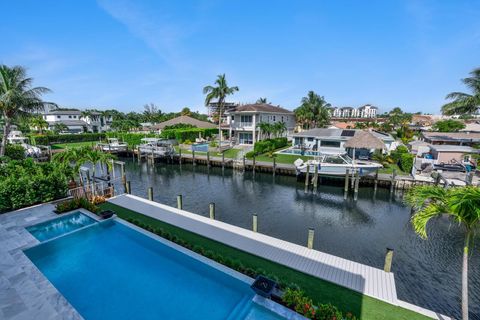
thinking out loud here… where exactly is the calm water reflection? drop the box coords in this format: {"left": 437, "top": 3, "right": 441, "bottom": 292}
{"left": 117, "top": 159, "right": 479, "bottom": 319}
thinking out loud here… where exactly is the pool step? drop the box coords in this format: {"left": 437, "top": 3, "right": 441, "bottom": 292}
{"left": 226, "top": 295, "right": 253, "bottom": 320}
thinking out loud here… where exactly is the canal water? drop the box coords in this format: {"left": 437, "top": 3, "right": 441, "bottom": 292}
{"left": 118, "top": 159, "right": 479, "bottom": 319}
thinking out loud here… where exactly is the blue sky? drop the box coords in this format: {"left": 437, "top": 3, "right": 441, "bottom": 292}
{"left": 1, "top": 0, "right": 479, "bottom": 114}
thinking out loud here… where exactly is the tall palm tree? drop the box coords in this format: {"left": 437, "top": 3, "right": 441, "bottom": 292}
{"left": 405, "top": 186, "right": 480, "bottom": 320}
{"left": 203, "top": 74, "right": 239, "bottom": 142}
{"left": 442, "top": 67, "right": 480, "bottom": 115}
{"left": 257, "top": 122, "right": 272, "bottom": 140}
{"left": 294, "top": 91, "right": 331, "bottom": 129}
{"left": 273, "top": 121, "right": 287, "bottom": 138}
{"left": 0, "top": 65, "right": 55, "bottom": 156}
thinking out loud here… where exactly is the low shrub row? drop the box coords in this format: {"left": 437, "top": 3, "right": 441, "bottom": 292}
{"left": 124, "top": 216, "right": 357, "bottom": 320}
{"left": 55, "top": 198, "right": 100, "bottom": 214}
{"left": 253, "top": 137, "right": 288, "bottom": 155}
{"left": 399, "top": 153, "right": 414, "bottom": 173}
{"left": 31, "top": 133, "right": 106, "bottom": 145}
{"left": 283, "top": 288, "right": 357, "bottom": 320}
{"left": 0, "top": 159, "right": 69, "bottom": 212}
{"left": 160, "top": 128, "right": 218, "bottom": 143}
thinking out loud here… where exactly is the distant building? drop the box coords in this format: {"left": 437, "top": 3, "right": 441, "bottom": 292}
{"left": 421, "top": 132, "right": 480, "bottom": 146}
{"left": 206, "top": 101, "right": 238, "bottom": 122}
{"left": 225, "top": 103, "right": 295, "bottom": 145}
{"left": 43, "top": 110, "right": 112, "bottom": 133}
{"left": 328, "top": 104, "right": 378, "bottom": 119}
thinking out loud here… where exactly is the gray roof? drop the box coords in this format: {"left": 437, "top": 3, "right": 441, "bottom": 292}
{"left": 152, "top": 115, "right": 216, "bottom": 130}
{"left": 293, "top": 128, "right": 394, "bottom": 142}
{"left": 422, "top": 131, "right": 480, "bottom": 142}
{"left": 47, "top": 120, "right": 87, "bottom": 126}
{"left": 46, "top": 110, "right": 82, "bottom": 115}
{"left": 430, "top": 145, "right": 478, "bottom": 153}
{"left": 229, "top": 103, "right": 293, "bottom": 114}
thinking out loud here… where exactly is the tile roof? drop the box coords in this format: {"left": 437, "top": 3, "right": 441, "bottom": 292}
{"left": 230, "top": 103, "right": 293, "bottom": 114}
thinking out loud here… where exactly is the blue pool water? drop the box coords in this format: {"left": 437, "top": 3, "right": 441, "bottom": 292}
{"left": 26, "top": 211, "right": 96, "bottom": 242}
{"left": 191, "top": 143, "right": 209, "bottom": 152}
{"left": 24, "top": 220, "right": 284, "bottom": 320}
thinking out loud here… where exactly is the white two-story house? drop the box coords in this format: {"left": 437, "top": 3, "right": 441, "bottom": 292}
{"left": 81, "top": 111, "right": 113, "bottom": 132}
{"left": 328, "top": 104, "right": 378, "bottom": 119}
{"left": 225, "top": 103, "right": 295, "bottom": 145}
{"left": 44, "top": 110, "right": 87, "bottom": 133}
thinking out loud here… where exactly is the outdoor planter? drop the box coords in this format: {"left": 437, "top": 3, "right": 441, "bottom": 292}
{"left": 251, "top": 275, "right": 277, "bottom": 298}
{"left": 98, "top": 210, "right": 115, "bottom": 219}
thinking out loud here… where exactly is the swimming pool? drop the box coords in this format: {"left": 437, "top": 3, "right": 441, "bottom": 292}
{"left": 191, "top": 143, "right": 209, "bottom": 152}
{"left": 277, "top": 148, "right": 320, "bottom": 156}
{"left": 24, "top": 220, "right": 286, "bottom": 319}
{"left": 26, "top": 211, "right": 96, "bottom": 242}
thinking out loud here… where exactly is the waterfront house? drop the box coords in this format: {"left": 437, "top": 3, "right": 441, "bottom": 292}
{"left": 429, "top": 145, "right": 478, "bottom": 164}
{"left": 421, "top": 131, "right": 480, "bottom": 146}
{"left": 43, "top": 110, "right": 87, "bottom": 133}
{"left": 291, "top": 128, "right": 395, "bottom": 155}
{"left": 81, "top": 111, "right": 112, "bottom": 132}
{"left": 225, "top": 103, "right": 295, "bottom": 145}
{"left": 151, "top": 115, "right": 216, "bottom": 134}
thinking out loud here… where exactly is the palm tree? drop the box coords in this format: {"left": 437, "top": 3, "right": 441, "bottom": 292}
{"left": 256, "top": 97, "right": 269, "bottom": 104}
{"left": 53, "top": 123, "right": 68, "bottom": 134}
{"left": 294, "top": 91, "right": 331, "bottom": 129}
{"left": 203, "top": 74, "right": 239, "bottom": 142}
{"left": 405, "top": 186, "right": 480, "bottom": 320}
{"left": 442, "top": 67, "right": 480, "bottom": 115}
{"left": 0, "top": 65, "right": 55, "bottom": 156}
{"left": 29, "top": 115, "right": 48, "bottom": 134}
{"left": 257, "top": 122, "right": 271, "bottom": 140}
{"left": 273, "top": 121, "right": 287, "bottom": 138}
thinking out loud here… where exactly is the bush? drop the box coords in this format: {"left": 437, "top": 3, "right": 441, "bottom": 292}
{"left": 5, "top": 144, "right": 26, "bottom": 160}
{"left": 245, "top": 151, "right": 256, "bottom": 159}
{"left": 0, "top": 159, "right": 69, "bottom": 212}
{"left": 399, "top": 153, "right": 414, "bottom": 173}
{"left": 389, "top": 145, "right": 409, "bottom": 163}
{"left": 31, "top": 133, "right": 106, "bottom": 145}
{"left": 160, "top": 128, "right": 218, "bottom": 143}
{"left": 252, "top": 137, "right": 288, "bottom": 155}
{"left": 55, "top": 198, "right": 100, "bottom": 214}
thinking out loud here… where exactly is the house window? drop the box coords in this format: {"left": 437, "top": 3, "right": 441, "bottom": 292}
{"left": 307, "top": 137, "right": 314, "bottom": 142}
{"left": 464, "top": 155, "right": 471, "bottom": 163}
{"left": 240, "top": 115, "right": 252, "bottom": 124}
{"left": 57, "top": 115, "right": 60, "bottom": 119}
{"left": 320, "top": 140, "right": 341, "bottom": 148}
{"left": 273, "top": 116, "right": 276, "bottom": 121}
{"left": 73, "top": 115, "right": 77, "bottom": 118}
{"left": 69, "top": 115, "right": 72, "bottom": 118}
{"left": 239, "top": 132, "right": 253, "bottom": 144}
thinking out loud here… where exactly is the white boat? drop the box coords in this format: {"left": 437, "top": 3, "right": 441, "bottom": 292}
{"left": 294, "top": 153, "right": 382, "bottom": 176}
{"left": 100, "top": 138, "right": 128, "bottom": 152}
{"left": 7, "top": 131, "right": 42, "bottom": 157}
{"left": 138, "top": 138, "right": 174, "bottom": 156}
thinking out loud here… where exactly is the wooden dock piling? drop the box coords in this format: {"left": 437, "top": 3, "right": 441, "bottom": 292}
{"left": 179, "top": 148, "right": 182, "bottom": 164}
{"left": 207, "top": 151, "right": 210, "bottom": 167}
{"left": 390, "top": 169, "right": 396, "bottom": 194}
{"left": 252, "top": 214, "right": 258, "bottom": 232}
{"left": 374, "top": 168, "right": 379, "bottom": 193}
{"left": 209, "top": 202, "right": 215, "bottom": 219}
{"left": 273, "top": 157, "right": 276, "bottom": 176}
{"left": 344, "top": 169, "right": 349, "bottom": 200}
{"left": 126, "top": 181, "right": 131, "bottom": 194}
{"left": 148, "top": 187, "right": 153, "bottom": 201}
{"left": 307, "top": 228, "right": 315, "bottom": 249}
{"left": 354, "top": 170, "right": 360, "bottom": 201}
{"left": 304, "top": 165, "right": 310, "bottom": 193}
{"left": 384, "top": 248, "right": 394, "bottom": 272}
{"left": 192, "top": 150, "right": 196, "bottom": 166}
{"left": 253, "top": 155, "right": 256, "bottom": 174}
{"left": 177, "top": 195, "right": 183, "bottom": 210}
{"left": 313, "top": 164, "right": 319, "bottom": 192}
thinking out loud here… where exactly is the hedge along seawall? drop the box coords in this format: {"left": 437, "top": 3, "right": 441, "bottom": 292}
{"left": 160, "top": 128, "right": 219, "bottom": 143}
{"left": 30, "top": 133, "right": 106, "bottom": 145}
{"left": 253, "top": 137, "right": 288, "bottom": 155}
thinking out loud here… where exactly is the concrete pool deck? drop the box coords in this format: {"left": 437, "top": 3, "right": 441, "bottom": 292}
{"left": 0, "top": 202, "right": 84, "bottom": 320}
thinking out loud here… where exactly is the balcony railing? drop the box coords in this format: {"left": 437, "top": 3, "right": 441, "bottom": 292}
{"left": 235, "top": 122, "right": 253, "bottom": 127}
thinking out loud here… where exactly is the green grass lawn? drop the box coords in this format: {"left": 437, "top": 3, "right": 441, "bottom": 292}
{"left": 51, "top": 141, "right": 98, "bottom": 149}
{"left": 99, "top": 202, "right": 431, "bottom": 320}
{"left": 378, "top": 163, "right": 409, "bottom": 175}
{"left": 175, "top": 146, "right": 242, "bottom": 159}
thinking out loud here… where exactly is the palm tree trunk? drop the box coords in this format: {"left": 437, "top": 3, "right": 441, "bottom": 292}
{"left": 462, "top": 230, "right": 471, "bottom": 320}
{"left": 0, "top": 118, "right": 11, "bottom": 156}
{"left": 218, "top": 98, "right": 224, "bottom": 143}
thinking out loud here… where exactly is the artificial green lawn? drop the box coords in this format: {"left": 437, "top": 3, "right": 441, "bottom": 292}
{"left": 99, "top": 202, "right": 431, "bottom": 320}
{"left": 378, "top": 163, "right": 409, "bottom": 175}
{"left": 175, "top": 146, "right": 242, "bottom": 159}
{"left": 51, "top": 141, "right": 98, "bottom": 149}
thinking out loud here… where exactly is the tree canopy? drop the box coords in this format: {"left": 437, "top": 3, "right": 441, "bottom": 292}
{"left": 294, "top": 91, "right": 331, "bottom": 129}
{"left": 442, "top": 67, "right": 480, "bottom": 116}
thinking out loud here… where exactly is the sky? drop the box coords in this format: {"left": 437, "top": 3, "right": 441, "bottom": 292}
{"left": 1, "top": 0, "right": 479, "bottom": 114}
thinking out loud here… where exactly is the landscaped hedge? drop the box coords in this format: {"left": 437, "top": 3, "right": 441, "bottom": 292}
{"left": 253, "top": 137, "right": 288, "bottom": 155}
{"left": 55, "top": 198, "right": 100, "bottom": 214}
{"left": 31, "top": 133, "right": 106, "bottom": 145}
{"left": 399, "top": 153, "right": 414, "bottom": 173}
{"left": 160, "top": 128, "right": 218, "bottom": 143}
{"left": 0, "top": 159, "right": 69, "bottom": 212}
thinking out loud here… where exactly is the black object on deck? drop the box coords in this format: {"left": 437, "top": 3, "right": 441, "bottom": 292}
{"left": 251, "top": 275, "right": 277, "bottom": 298}
{"left": 99, "top": 210, "right": 115, "bottom": 219}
